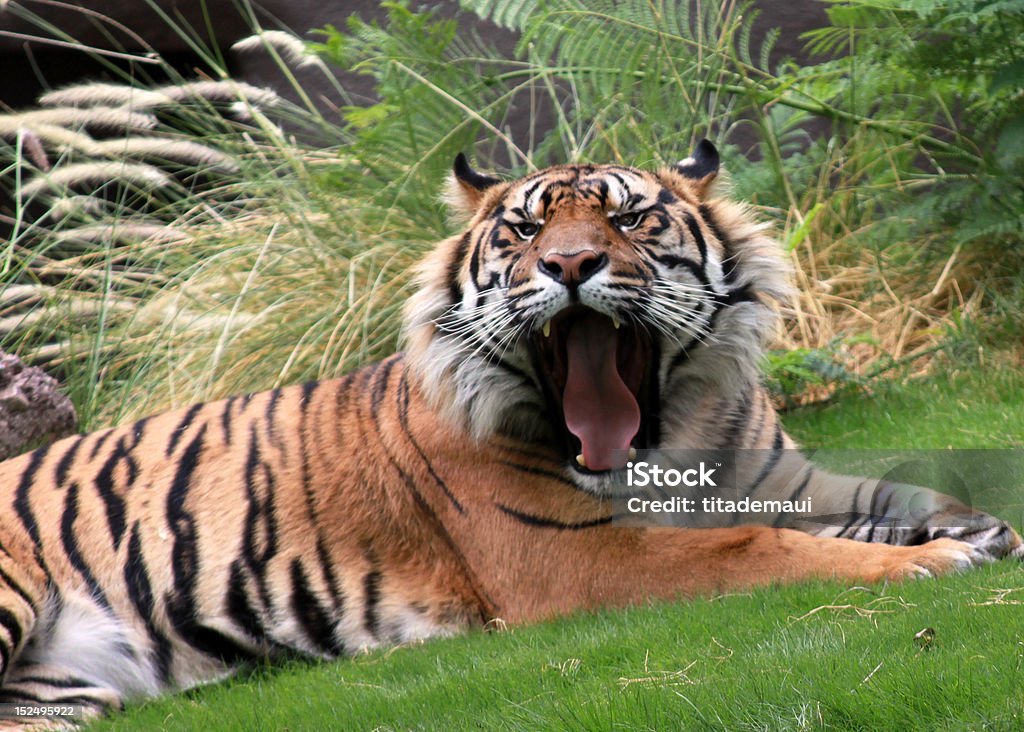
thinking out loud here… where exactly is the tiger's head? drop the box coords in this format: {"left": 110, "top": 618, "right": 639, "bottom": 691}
{"left": 403, "top": 141, "right": 789, "bottom": 491}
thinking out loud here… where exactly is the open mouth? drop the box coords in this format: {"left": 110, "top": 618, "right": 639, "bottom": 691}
{"left": 530, "top": 306, "right": 657, "bottom": 473}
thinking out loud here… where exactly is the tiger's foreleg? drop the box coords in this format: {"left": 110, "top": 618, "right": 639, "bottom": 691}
{"left": 807, "top": 473, "right": 1022, "bottom": 556}
{"left": 743, "top": 450, "right": 1022, "bottom": 558}
{"left": 479, "top": 521, "right": 993, "bottom": 623}
{"left": 477, "top": 515, "right": 991, "bottom": 622}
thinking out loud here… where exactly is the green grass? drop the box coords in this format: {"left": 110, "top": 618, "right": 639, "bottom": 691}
{"left": 87, "top": 368, "right": 1024, "bottom": 731}
{"left": 90, "top": 567, "right": 1024, "bottom": 732}
{"left": 783, "top": 367, "right": 1024, "bottom": 450}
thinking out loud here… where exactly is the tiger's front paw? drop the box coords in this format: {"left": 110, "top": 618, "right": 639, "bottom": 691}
{"left": 882, "top": 537, "right": 993, "bottom": 581}
{"left": 925, "top": 515, "right": 1022, "bottom": 560}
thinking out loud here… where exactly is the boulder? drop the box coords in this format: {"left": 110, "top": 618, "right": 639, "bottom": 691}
{"left": 0, "top": 351, "right": 77, "bottom": 460}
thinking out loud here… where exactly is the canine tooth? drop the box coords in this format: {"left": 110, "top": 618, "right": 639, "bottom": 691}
{"left": 576, "top": 453, "right": 586, "bottom": 467}
{"left": 628, "top": 446, "right": 637, "bottom": 459}
{"left": 613, "top": 318, "right": 621, "bottom": 329}
{"left": 542, "top": 320, "right": 551, "bottom": 338}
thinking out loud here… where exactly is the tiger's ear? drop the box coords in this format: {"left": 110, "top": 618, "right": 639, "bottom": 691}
{"left": 446, "top": 153, "right": 502, "bottom": 218}
{"left": 673, "top": 139, "right": 719, "bottom": 195}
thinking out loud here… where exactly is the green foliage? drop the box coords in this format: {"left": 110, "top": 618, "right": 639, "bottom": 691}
{"left": 763, "top": 343, "right": 858, "bottom": 408}
{"left": 2, "top": 0, "right": 1023, "bottom": 426}
{"left": 800, "top": 0, "right": 1024, "bottom": 251}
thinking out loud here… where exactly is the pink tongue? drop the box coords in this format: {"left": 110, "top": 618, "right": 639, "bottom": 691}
{"left": 562, "top": 313, "right": 641, "bottom": 471}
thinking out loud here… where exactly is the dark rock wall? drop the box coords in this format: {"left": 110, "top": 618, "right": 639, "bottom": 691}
{"left": 0, "top": 1, "right": 827, "bottom": 116}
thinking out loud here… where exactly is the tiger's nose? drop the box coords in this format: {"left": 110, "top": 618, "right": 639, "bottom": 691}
{"left": 538, "top": 250, "right": 608, "bottom": 287}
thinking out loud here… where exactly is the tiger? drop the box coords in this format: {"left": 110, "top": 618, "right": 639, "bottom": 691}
{"left": 0, "top": 140, "right": 1019, "bottom": 727}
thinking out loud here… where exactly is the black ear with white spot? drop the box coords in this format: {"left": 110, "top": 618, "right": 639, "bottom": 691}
{"left": 453, "top": 153, "right": 500, "bottom": 192}
{"left": 673, "top": 139, "right": 719, "bottom": 189}
{"left": 447, "top": 153, "right": 502, "bottom": 218}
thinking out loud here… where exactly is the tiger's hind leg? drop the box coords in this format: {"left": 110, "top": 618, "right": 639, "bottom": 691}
{"left": 0, "top": 539, "right": 47, "bottom": 687}
{"left": 0, "top": 662, "right": 122, "bottom": 729}
{"left": 0, "top": 546, "right": 70, "bottom": 729}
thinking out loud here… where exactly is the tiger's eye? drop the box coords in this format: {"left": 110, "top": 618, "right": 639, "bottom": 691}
{"left": 613, "top": 212, "right": 643, "bottom": 230}
{"left": 511, "top": 221, "right": 540, "bottom": 239}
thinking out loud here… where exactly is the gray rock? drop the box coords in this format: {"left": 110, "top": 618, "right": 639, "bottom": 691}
{"left": 0, "top": 352, "right": 77, "bottom": 460}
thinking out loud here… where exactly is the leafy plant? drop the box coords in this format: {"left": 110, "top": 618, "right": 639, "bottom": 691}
{"left": 1, "top": 0, "right": 1022, "bottom": 427}
{"left": 763, "top": 343, "right": 858, "bottom": 409}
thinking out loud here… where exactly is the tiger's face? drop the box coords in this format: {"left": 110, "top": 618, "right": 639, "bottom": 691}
{"left": 404, "top": 141, "right": 788, "bottom": 491}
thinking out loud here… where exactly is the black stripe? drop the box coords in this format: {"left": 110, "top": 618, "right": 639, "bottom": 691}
{"left": 684, "top": 213, "right": 709, "bottom": 266}
{"left": 264, "top": 389, "right": 283, "bottom": 443}
{"left": 488, "top": 222, "right": 515, "bottom": 251}
{"left": 169, "top": 619, "right": 256, "bottom": 666}
{"left": 300, "top": 380, "right": 319, "bottom": 413}
{"left": 14, "top": 447, "right": 48, "bottom": 550}
{"left": 772, "top": 467, "right": 813, "bottom": 527}
{"left": 0, "top": 689, "right": 108, "bottom": 706}
{"left": 315, "top": 538, "right": 346, "bottom": 613}
{"left": 0, "top": 562, "right": 35, "bottom": 614}
{"left": 93, "top": 437, "right": 131, "bottom": 549}
{"left": 128, "top": 416, "right": 151, "bottom": 446}
{"left": 589, "top": 177, "right": 610, "bottom": 207}
{"left": 394, "top": 374, "right": 464, "bottom": 513}
{"left": 290, "top": 559, "right": 344, "bottom": 655}
{"left": 666, "top": 332, "right": 702, "bottom": 375}
{"left": 484, "top": 353, "right": 533, "bottom": 383}
{"left": 243, "top": 427, "right": 278, "bottom": 569}
{"left": 221, "top": 396, "right": 239, "bottom": 446}
{"left": 699, "top": 204, "right": 738, "bottom": 285}
{"left": 165, "top": 403, "right": 203, "bottom": 457}
{"left": 497, "top": 460, "right": 579, "bottom": 490}
{"left": 649, "top": 252, "right": 708, "bottom": 285}
{"left": 53, "top": 437, "right": 84, "bottom": 486}
{"left": 718, "top": 394, "right": 752, "bottom": 450}
{"left": 495, "top": 503, "right": 614, "bottom": 530}
{"left": 0, "top": 607, "right": 23, "bottom": 662}
{"left": 165, "top": 426, "right": 251, "bottom": 662}
{"left": 226, "top": 561, "right": 267, "bottom": 644}
{"left": 713, "top": 285, "right": 756, "bottom": 309}
{"left": 448, "top": 231, "right": 472, "bottom": 302}
{"left": 3, "top": 674, "right": 96, "bottom": 690}
{"left": 362, "top": 561, "right": 382, "bottom": 641}
{"left": 468, "top": 229, "right": 483, "bottom": 287}
{"left": 870, "top": 483, "right": 896, "bottom": 517}
{"left": 370, "top": 357, "right": 397, "bottom": 419}
{"left": 124, "top": 522, "right": 174, "bottom": 683}
{"left": 88, "top": 428, "right": 115, "bottom": 459}
{"left": 837, "top": 480, "right": 870, "bottom": 537}
{"left": 865, "top": 489, "right": 897, "bottom": 544}
{"left": 864, "top": 513, "right": 886, "bottom": 544}
{"left": 730, "top": 424, "right": 785, "bottom": 525}
{"left": 296, "top": 381, "right": 347, "bottom": 618}
{"left": 520, "top": 180, "right": 544, "bottom": 210}
{"left": 363, "top": 370, "right": 498, "bottom": 619}
{"left": 239, "top": 425, "right": 277, "bottom": 611}
{"left": 61, "top": 483, "right": 111, "bottom": 609}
